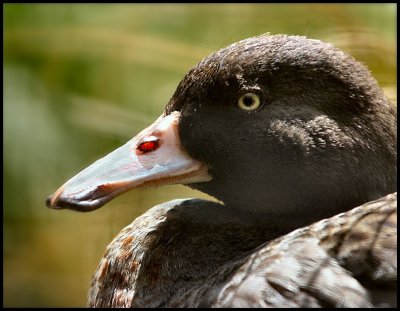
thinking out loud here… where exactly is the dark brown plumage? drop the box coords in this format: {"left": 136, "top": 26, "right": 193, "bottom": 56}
{"left": 88, "top": 193, "right": 396, "bottom": 308}
{"left": 46, "top": 34, "right": 397, "bottom": 307}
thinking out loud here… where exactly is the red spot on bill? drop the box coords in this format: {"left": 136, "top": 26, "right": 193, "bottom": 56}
{"left": 137, "top": 137, "right": 160, "bottom": 153}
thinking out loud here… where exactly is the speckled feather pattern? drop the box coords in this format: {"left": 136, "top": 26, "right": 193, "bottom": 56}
{"left": 206, "top": 193, "right": 397, "bottom": 308}
{"left": 88, "top": 199, "right": 189, "bottom": 307}
{"left": 88, "top": 193, "right": 396, "bottom": 307}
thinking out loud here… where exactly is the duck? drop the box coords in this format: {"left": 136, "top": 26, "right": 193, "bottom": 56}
{"left": 46, "top": 34, "right": 397, "bottom": 308}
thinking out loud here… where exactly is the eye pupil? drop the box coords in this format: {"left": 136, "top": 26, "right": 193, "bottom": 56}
{"left": 243, "top": 95, "right": 254, "bottom": 107}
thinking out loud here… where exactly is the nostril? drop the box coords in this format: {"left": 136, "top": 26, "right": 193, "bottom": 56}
{"left": 137, "top": 136, "right": 160, "bottom": 153}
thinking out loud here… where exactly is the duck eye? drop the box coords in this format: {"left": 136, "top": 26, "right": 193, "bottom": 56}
{"left": 237, "top": 93, "right": 261, "bottom": 111}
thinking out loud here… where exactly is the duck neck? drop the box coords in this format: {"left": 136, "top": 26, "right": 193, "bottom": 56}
{"left": 130, "top": 199, "right": 298, "bottom": 307}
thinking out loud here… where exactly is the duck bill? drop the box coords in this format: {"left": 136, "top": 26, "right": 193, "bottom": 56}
{"left": 46, "top": 111, "right": 212, "bottom": 212}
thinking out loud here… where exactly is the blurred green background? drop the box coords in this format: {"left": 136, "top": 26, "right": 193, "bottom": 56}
{"left": 3, "top": 3, "right": 396, "bottom": 307}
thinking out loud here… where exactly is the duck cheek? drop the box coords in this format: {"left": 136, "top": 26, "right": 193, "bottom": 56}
{"left": 179, "top": 107, "right": 234, "bottom": 161}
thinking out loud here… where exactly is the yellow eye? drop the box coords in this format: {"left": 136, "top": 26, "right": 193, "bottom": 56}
{"left": 237, "top": 93, "right": 261, "bottom": 111}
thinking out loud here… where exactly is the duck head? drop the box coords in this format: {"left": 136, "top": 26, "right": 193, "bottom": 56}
{"left": 46, "top": 35, "right": 396, "bottom": 221}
